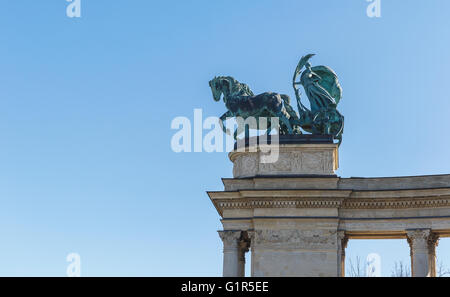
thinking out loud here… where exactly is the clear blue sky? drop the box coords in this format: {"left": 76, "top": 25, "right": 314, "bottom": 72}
{"left": 1, "top": 0, "right": 450, "bottom": 276}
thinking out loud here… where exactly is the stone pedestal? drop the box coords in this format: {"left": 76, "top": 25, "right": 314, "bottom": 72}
{"left": 215, "top": 136, "right": 342, "bottom": 277}
{"left": 230, "top": 136, "right": 338, "bottom": 178}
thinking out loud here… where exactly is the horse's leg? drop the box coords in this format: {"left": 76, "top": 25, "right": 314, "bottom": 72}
{"left": 277, "top": 112, "right": 293, "bottom": 134}
{"left": 245, "top": 124, "right": 250, "bottom": 139}
{"left": 234, "top": 122, "right": 245, "bottom": 140}
{"left": 261, "top": 116, "right": 272, "bottom": 136}
{"left": 259, "top": 116, "right": 273, "bottom": 137}
{"left": 219, "top": 111, "right": 233, "bottom": 135}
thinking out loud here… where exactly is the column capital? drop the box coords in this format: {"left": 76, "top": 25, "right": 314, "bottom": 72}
{"left": 428, "top": 232, "right": 439, "bottom": 250}
{"left": 406, "top": 229, "right": 431, "bottom": 251}
{"left": 246, "top": 230, "right": 255, "bottom": 247}
{"left": 406, "top": 229, "right": 439, "bottom": 249}
{"left": 218, "top": 230, "right": 242, "bottom": 248}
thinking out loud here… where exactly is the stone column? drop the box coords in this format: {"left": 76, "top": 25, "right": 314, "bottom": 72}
{"left": 406, "top": 229, "right": 439, "bottom": 277}
{"left": 237, "top": 240, "right": 249, "bottom": 277}
{"left": 407, "top": 236, "right": 414, "bottom": 276}
{"left": 218, "top": 231, "right": 242, "bottom": 277}
{"left": 337, "top": 231, "right": 349, "bottom": 277}
{"left": 428, "top": 233, "right": 439, "bottom": 277}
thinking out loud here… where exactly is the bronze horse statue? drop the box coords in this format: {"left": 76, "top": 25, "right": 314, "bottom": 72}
{"left": 209, "top": 76, "right": 298, "bottom": 139}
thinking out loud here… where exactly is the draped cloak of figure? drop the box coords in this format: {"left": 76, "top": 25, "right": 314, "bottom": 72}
{"left": 300, "top": 63, "right": 337, "bottom": 113}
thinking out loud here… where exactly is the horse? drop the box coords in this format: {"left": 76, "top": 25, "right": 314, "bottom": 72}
{"left": 209, "top": 76, "right": 296, "bottom": 139}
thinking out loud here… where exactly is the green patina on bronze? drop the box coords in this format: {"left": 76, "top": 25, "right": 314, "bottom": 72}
{"left": 209, "top": 54, "right": 344, "bottom": 144}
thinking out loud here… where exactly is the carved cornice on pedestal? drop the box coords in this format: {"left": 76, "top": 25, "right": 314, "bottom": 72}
{"left": 216, "top": 198, "right": 344, "bottom": 211}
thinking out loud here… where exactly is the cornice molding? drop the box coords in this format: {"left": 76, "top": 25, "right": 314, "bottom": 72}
{"left": 209, "top": 189, "right": 450, "bottom": 216}
{"left": 342, "top": 197, "right": 450, "bottom": 209}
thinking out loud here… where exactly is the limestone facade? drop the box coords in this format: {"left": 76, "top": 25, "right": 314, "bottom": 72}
{"left": 210, "top": 143, "right": 450, "bottom": 277}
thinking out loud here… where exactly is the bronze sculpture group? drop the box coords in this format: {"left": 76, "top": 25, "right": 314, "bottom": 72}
{"left": 209, "top": 54, "right": 344, "bottom": 144}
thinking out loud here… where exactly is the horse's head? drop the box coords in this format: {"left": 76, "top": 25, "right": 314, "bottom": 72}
{"left": 209, "top": 76, "right": 253, "bottom": 104}
{"left": 209, "top": 76, "right": 231, "bottom": 103}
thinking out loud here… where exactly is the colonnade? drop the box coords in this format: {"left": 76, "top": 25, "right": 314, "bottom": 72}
{"left": 219, "top": 229, "right": 442, "bottom": 277}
